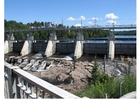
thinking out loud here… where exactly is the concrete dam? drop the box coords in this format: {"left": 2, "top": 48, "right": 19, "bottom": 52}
{"left": 5, "top": 32, "right": 136, "bottom": 60}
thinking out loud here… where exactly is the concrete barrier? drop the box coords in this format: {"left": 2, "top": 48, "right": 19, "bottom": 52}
{"left": 4, "top": 62, "right": 82, "bottom": 99}
{"left": 119, "top": 91, "right": 136, "bottom": 99}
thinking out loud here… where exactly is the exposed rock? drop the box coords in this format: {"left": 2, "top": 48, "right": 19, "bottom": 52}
{"left": 9, "top": 54, "right": 135, "bottom": 93}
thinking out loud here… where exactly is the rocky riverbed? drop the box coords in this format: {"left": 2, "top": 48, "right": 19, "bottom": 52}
{"left": 4, "top": 53, "right": 136, "bottom": 94}
{"left": 27, "top": 55, "right": 136, "bottom": 93}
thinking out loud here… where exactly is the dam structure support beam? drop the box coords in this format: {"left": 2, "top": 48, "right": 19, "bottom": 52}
{"left": 20, "top": 32, "right": 34, "bottom": 56}
{"left": 74, "top": 29, "right": 84, "bottom": 59}
{"left": 4, "top": 33, "right": 16, "bottom": 54}
{"left": 45, "top": 30, "right": 58, "bottom": 57}
{"left": 108, "top": 31, "right": 115, "bottom": 60}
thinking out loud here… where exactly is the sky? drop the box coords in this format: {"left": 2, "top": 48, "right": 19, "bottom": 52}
{"left": 4, "top": 0, "right": 136, "bottom": 27}
{"left": 2, "top": 1, "right": 140, "bottom": 99}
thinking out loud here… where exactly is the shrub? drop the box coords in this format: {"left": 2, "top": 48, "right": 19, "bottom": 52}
{"left": 75, "top": 59, "right": 136, "bottom": 98}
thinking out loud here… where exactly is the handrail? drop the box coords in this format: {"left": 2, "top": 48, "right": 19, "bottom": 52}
{"left": 4, "top": 62, "right": 82, "bottom": 99}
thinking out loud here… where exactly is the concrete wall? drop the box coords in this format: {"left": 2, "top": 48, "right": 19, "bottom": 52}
{"left": 32, "top": 42, "right": 47, "bottom": 52}
{"left": 56, "top": 42, "right": 75, "bottom": 54}
{"left": 115, "top": 43, "right": 136, "bottom": 55}
{"left": 83, "top": 43, "right": 108, "bottom": 54}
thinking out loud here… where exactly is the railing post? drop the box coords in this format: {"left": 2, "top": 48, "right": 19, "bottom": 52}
{"left": 5, "top": 65, "right": 14, "bottom": 98}
{"left": 5, "top": 62, "right": 82, "bottom": 99}
{"left": 15, "top": 75, "right": 20, "bottom": 98}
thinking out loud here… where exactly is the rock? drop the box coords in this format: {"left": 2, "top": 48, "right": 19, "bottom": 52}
{"left": 56, "top": 73, "right": 69, "bottom": 82}
{"left": 88, "top": 63, "right": 94, "bottom": 66}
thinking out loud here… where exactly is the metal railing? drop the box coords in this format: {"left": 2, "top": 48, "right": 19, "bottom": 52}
{"left": 4, "top": 62, "right": 82, "bottom": 99}
{"left": 5, "top": 25, "right": 136, "bottom": 33}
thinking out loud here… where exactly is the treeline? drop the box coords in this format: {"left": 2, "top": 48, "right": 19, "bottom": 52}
{"left": 114, "top": 30, "right": 136, "bottom": 35}
{"left": 4, "top": 19, "right": 136, "bottom": 40}
{"left": 4, "top": 20, "right": 110, "bottom": 40}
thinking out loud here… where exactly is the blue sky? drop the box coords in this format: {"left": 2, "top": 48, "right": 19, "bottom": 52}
{"left": 4, "top": 0, "right": 136, "bottom": 26}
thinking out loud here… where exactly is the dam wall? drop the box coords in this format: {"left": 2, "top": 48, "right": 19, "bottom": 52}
{"left": 115, "top": 43, "right": 136, "bottom": 55}
{"left": 56, "top": 42, "right": 76, "bottom": 54}
{"left": 10, "top": 40, "right": 136, "bottom": 57}
{"left": 13, "top": 42, "right": 24, "bottom": 52}
{"left": 83, "top": 43, "right": 108, "bottom": 55}
{"left": 32, "top": 42, "right": 47, "bottom": 52}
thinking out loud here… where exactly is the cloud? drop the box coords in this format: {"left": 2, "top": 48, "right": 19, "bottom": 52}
{"left": 67, "top": 17, "right": 75, "bottom": 21}
{"left": 106, "top": 19, "right": 116, "bottom": 24}
{"left": 91, "top": 17, "right": 99, "bottom": 21}
{"left": 74, "top": 23, "right": 81, "bottom": 27}
{"left": 88, "top": 21, "right": 93, "bottom": 25}
{"left": 77, "top": 15, "right": 86, "bottom": 20}
{"left": 105, "top": 13, "right": 118, "bottom": 20}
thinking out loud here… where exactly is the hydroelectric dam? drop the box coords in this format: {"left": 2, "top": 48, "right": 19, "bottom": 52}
{"left": 5, "top": 24, "right": 136, "bottom": 60}
{"left": 4, "top": 24, "right": 136, "bottom": 99}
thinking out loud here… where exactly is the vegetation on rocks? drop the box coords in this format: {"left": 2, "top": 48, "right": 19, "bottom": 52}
{"left": 75, "top": 58, "right": 136, "bottom": 98}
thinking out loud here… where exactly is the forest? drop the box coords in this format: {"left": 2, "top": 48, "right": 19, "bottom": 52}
{"left": 4, "top": 19, "right": 136, "bottom": 40}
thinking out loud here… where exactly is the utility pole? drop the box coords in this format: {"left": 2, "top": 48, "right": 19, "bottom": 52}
{"left": 112, "top": 19, "right": 115, "bottom": 34}
{"left": 81, "top": 19, "right": 82, "bottom": 27}
{"left": 94, "top": 18, "right": 97, "bottom": 26}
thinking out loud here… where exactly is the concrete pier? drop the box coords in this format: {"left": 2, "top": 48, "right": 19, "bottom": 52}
{"left": 20, "top": 33, "right": 34, "bottom": 56}
{"left": 74, "top": 29, "right": 84, "bottom": 59}
{"left": 74, "top": 41, "right": 84, "bottom": 59}
{"left": 45, "top": 31, "right": 58, "bottom": 57}
{"left": 4, "top": 33, "right": 16, "bottom": 54}
{"left": 108, "top": 35, "right": 115, "bottom": 60}
{"left": 4, "top": 41, "right": 9, "bottom": 54}
{"left": 20, "top": 40, "right": 32, "bottom": 56}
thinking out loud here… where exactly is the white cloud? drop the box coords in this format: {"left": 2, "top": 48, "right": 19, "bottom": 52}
{"left": 91, "top": 17, "right": 99, "bottom": 21}
{"left": 67, "top": 17, "right": 75, "bottom": 21}
{"left": 106, "top": 19, "right": 116, "bottom": 24}
{"left": 77, "top": 15, "right": 86, "bottom": 20}
{"left": 105, "top": 13, "right": 118, "bottom": 20}
{"left": 88, "top": 21, "right": 93, "bottom": 25}
{"left": 74, "top": 23, "right": 81, "bottom": 27}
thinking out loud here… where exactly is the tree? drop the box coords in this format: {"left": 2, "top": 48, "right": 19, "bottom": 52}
{"left": 33, "top": 32, "right": 40, "bottom": 39}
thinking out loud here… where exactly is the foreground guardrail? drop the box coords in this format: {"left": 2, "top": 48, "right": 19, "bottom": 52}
{"left": 4, "top": 62, "right": 82, "bottom": 99}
